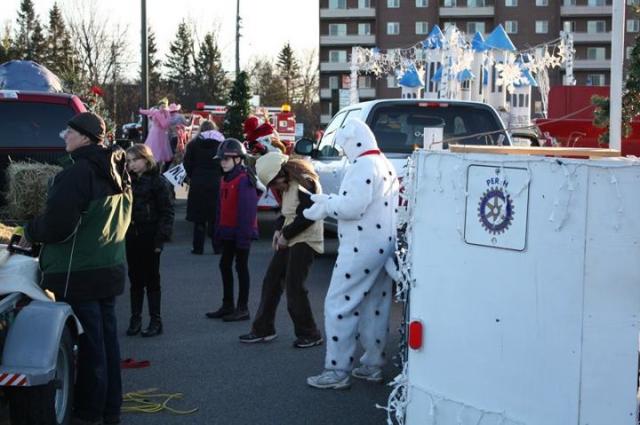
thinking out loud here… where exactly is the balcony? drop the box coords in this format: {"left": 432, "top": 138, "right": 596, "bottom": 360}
{"left": 320, "top": 8, "right": 376, "bottom": 19}
{"left": 439, "top": 6, "right": 495, "bottom": 17}
{"left": 320, "top": 35, "right": 376, "bottom": 46}
{"left": 320, "top": 62, "right": 351, "bottom": 72}
{"left": 320, "top": 88, "right": 376, "bottom": 98}
{"left": 572, "top": 32, "right": 611, "bottom": 43}
{"left": 560, "top": 5, "right": 612, "bottom": 16}
{"left": 571, "top": 59, "right": 610, "bottom": 69}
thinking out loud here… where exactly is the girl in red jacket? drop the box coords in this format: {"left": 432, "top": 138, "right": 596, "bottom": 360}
{"left": 206, "top": 139, "right": 260, "bottom": 322}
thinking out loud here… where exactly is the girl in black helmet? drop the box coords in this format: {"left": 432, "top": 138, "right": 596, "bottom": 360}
{"left": 206, "top": 138, "right": 260, "bottom": 321}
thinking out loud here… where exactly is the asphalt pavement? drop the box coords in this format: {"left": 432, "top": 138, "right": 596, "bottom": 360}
{"left": 116, "top": 195, "right": 404, "bottom": 425}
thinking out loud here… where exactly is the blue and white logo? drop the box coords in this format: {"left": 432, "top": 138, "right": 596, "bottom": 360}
{"left": 477, "top": 187, "right": 514, "bottom": 235}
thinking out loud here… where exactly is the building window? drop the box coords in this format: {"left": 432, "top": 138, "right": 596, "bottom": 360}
{"left": 329, "top": 24, "right": 347, "bottom": 36}
{"left": 443, "top": 21, "right": 457, "bottom": 30}
{"left": 505, "top": 20, "right": 518, "bottom": 34}
{"left": 563, "top": 21, "right": 576, "bottom": 32}
{"left": 358, "top": 76, "right": 373, "bottom": 88}
{"left": 329, "top": 50, "right": 347, "bottom": 62}
{"left": 587, "top": 20, "right": 607, "bottom": 33}
{"left": 627, "top": 46, "right": 634, "bottom": 60}
{"left": 416, "top": 0, "right": 428, "bottom": 6}
{"left": 587, "top": 74, "right": 606, "bottom": 86}
{"left": 563, "top": 0, "right": 577, "bottom": 5}
{"left": 387, "top": 22, "right": 400, "bottom": 35}
{"left": 467, "top": 22, "right": 485, "bottom": 34}
{"left": 328, "top": 0, "right": 346, "bottom": 9}
{"left": 468, "top": 0, "right": 488, "bottom": 6}
{"left": 387, "top": 0, "right": 400, "bottom": 7}
{"left": 387, "top": 75, "right": 399, "bottom": 88}
{"left": 358, "top": 0, "right": 371, "bottom": 7}
{"left": 416, "top": 21, "right": 429, "bottom": 35}
{"left": 627, "top": 19, "right": 640, "bottom": 33}
{"left": 586, "top": 47, "right": 606, "bottom": 60}
{"left": 329, "top": 76, "right": 339, "bottom": 90}
{"left": 587, "top": 0, "right": 605, "bottom": 5}
{"left": 536, "top": 0, "right": 548, "bottom": 5}
{"left": 628, "top": 0, "right": 640, "bottom": 5}
{"left": 358, "top": 23, "right": 371, "bottom": 35}
{"left": 535, "top": 20, "right": 549, "bottom": 34}
{"left": 505, "top": 0, "right": 517, "bottom": 6}
{"left": 443, "top": 0, "right": 456, "bottom": 6}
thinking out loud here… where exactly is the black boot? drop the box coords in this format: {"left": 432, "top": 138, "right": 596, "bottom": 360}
{"left": 126, "top": 289, "right": 143, "bottom": 336}
{"left": 222, "top": 307, "right": 250, "bottom": 322}
{"left": 141, "top": 291, "right": 162, "bottom": 337}
{"left": 205, "top": 304, "right": 234, "bottom": 319}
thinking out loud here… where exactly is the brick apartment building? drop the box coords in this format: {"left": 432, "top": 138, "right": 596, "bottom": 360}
{"left": 319, "top": 0, "right": 639, "bottom": 125}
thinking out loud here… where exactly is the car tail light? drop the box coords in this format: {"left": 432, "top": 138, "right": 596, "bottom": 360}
{"left": 418, "top": 102, "right": 448, "bottom": 108}
{"left": 408, "top": 320, "right": 423, "bottom": 350}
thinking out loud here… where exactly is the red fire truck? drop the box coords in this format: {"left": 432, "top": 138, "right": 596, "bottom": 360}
{"left": 534, "top": 86, "right": 640, "bottom": 156}
{"left": 192, "top": 103, "right": 297, "bottom": 150}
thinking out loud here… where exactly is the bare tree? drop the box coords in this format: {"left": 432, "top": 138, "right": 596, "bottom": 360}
{"left": 64, "top": 0, "right": 129, "bottom": 87}
{"left": 293, "top": 48, "right": 320, "bottom": 137}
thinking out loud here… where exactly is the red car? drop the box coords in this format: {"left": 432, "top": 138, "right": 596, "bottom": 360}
{"left": 0, "top": 90, "right": 86, "bottom": 191}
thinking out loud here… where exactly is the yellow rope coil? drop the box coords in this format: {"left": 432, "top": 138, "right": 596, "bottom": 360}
{"left": 122, "top": 388, "right": 199, "bottom": 415}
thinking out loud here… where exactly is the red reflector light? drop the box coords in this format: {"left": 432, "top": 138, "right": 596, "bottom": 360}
{"left": 408, "top": 320, "right": 423, "bottom": 350}
{"left": 418, "top": 102, "right": 448, "bottom": 108}
{"left": 196, "top": 102, "right": 205, "bottom": 110}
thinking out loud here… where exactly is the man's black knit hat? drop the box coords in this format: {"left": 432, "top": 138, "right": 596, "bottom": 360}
{"left": 67, "top": 112, "right": 106, "bottom": 143}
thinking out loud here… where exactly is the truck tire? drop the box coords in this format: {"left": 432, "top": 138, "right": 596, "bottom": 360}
{"left": 7, "top": 327, "right": 75, "bottom": 425}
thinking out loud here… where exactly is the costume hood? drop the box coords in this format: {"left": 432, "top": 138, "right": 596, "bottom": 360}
{"left": 335, "top": 118, "right": 380, "bottom": 163}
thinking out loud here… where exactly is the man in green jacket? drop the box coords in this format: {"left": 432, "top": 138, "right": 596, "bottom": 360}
{"left": 25, "top": 112, "right": 132, "bottom": 425}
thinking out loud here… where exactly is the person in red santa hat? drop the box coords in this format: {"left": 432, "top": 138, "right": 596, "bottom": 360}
{"left": 243, "top": 116, "right": 286, "bottom": 156}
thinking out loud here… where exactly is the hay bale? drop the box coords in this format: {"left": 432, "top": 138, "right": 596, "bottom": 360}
{"left": 0, "top": 223, "right": 15, "bottom": 244}
{"left": 5, "top": 162, "right": 62, "bottom": 221}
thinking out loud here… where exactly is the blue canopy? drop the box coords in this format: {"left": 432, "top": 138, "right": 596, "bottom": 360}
{"left": 457, "top": 69, "right": 475, "bottom": 82}
{"left": 399, "top": 65, "right": 425, "bottom": 88}
{"left": 471, "top": 32, "right": 488, "bottom": 52}
{"left": 0, "top": 60, "right": 63, "bottom": 93}
{"left": 422, "top": 25, "right": 444, "bottom": 49}
{"left": 484, "top": 24, "right": 517, "bottom": 52}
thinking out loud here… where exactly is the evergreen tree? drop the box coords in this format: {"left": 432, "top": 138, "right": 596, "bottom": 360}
{"left": 45, "top": 3, "right": 74, "bottom": 75}
{"left": 195, "top": 32, "right": 228, "bottom": 104}
{"left": 30, "top": 20, "right": 47, "bottom": 63}
{"left": 248, "top": 58, "right": 287, "bottom": 106}
{"left": 592, "top": 6, "right": 640, "bottom": 145}
{"left": 147, "top": 28, "right": 162, "bottom": 94}
{"left": 224, "top": 71, "right": 252, "bottom": 140}
{"left": 276, "top": 42, "right": 300, "bottom": 104}
{"left": 14, "top": 0, "right": 37, "bottom": 59}
{"left": 164, "top": 21, "right": 195, "bottom": 100}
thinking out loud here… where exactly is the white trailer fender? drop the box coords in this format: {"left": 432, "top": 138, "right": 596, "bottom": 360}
{"left": 0, "top": 300, "right": 82, "bottom": 386}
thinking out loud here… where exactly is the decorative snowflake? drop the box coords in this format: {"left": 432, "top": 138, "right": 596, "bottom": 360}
{"left": 495, "top": 56, "right": 524, "bottom": 94}
{"left": 543, "top": 50, "right": 562, "bottom": 69}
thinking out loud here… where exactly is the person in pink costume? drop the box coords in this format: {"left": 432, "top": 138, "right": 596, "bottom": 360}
{"left": 140, "top": 102, "right": 173, "bottom": 164}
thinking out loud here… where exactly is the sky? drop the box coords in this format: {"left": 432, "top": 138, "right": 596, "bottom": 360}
{"left": 4, "top": 0, "right": 319, "bottom": 78}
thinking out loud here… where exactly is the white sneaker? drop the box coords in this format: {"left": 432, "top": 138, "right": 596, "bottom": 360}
{"left": 307, "top": 370, "right": 351, "bottom": 390}
{"left": 351, "top": 365, "right": 383, "bottom": 383}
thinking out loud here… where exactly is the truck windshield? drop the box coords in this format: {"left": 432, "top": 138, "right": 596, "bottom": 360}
{"left": 0, "top": 102, "right": 74, "bottom": 148}
{"left": 369, "top": 104, "right": 507, "bottom": 153}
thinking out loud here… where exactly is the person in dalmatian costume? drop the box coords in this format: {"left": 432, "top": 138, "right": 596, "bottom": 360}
{"left": 305, "top": 118, "right": 399, "bottom": 389}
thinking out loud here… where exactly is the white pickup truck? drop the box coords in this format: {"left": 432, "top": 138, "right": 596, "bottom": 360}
{"left": 295, "top": 99, "right": 511, "bottom": 232}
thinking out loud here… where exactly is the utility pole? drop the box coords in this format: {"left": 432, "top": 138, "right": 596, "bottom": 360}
{"left": 111, "top": 43, "right": 118, "bottom": 134}
{"left": 141, "top": 0, "right": 149, "bottom": 138}
{"left": 235, "top": 0, "right": 241, "bottom": 76}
